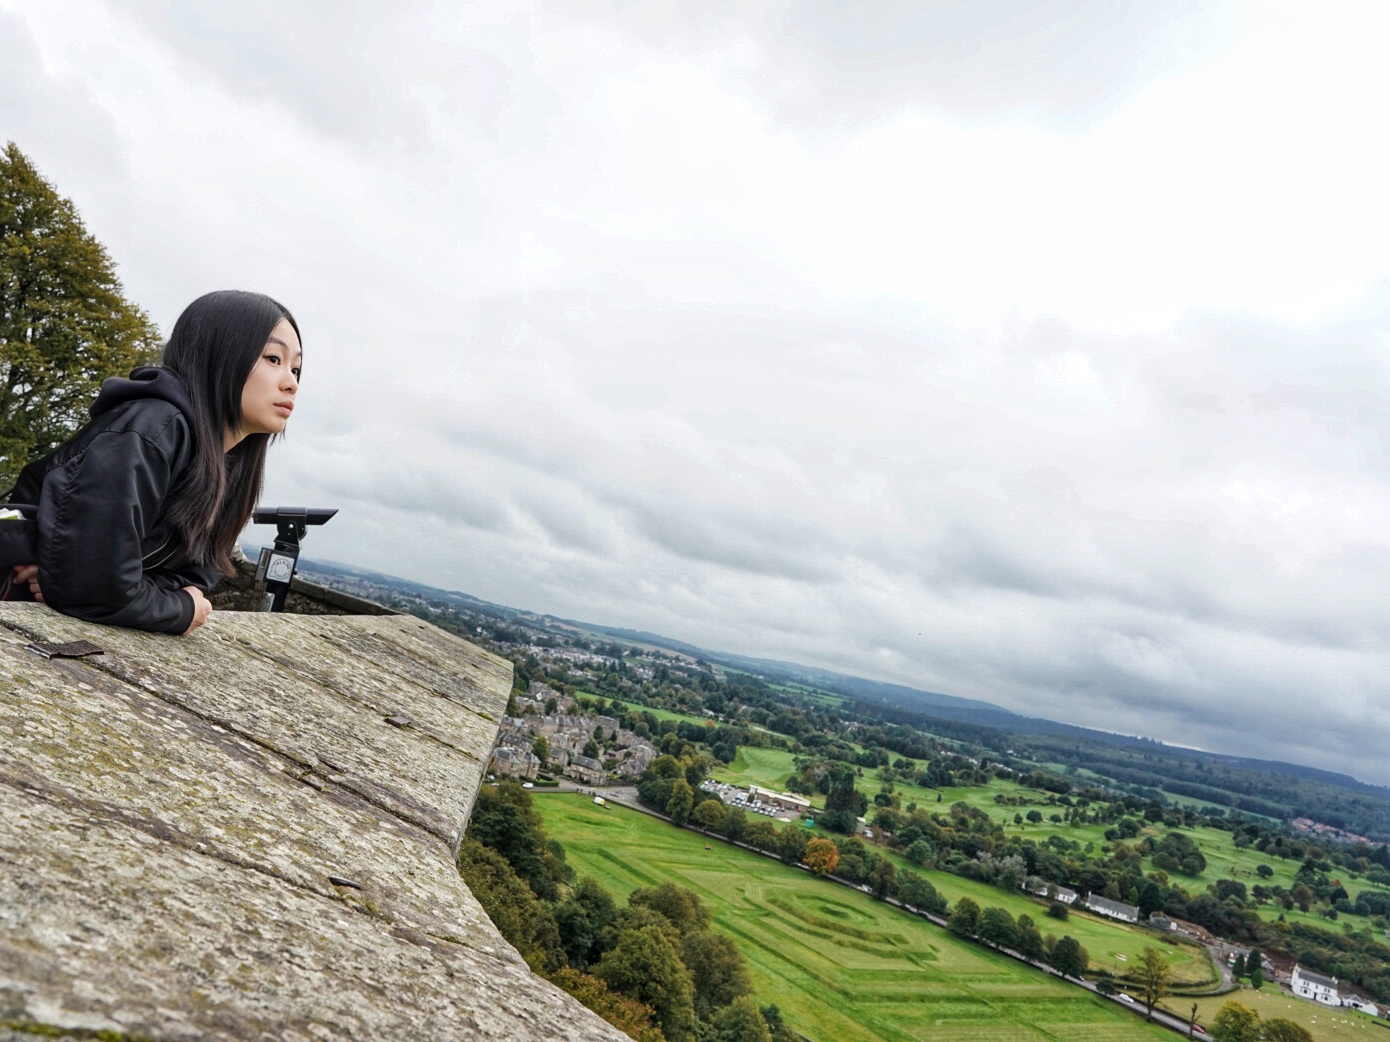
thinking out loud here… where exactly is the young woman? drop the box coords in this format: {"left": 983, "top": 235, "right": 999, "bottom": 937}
{"left": 4, "top": 290, "right": 301, "bottom": 635}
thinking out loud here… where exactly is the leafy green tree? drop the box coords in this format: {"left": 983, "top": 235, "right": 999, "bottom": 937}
{"left": 897, "top": 871, "right": 946, "bottom": 916}
{"left": 532, "top": 734, "right": 551, "bottom": 764}
{"left": 629, "top": 883, "right": 711, "bottom": 937}
{"left": 721, "top": 806, "right": 747, "bottom": 843}
{"left": 1134, "top": 946, "right": 1172, "bottom": 1022}
{"left": 947, "top": 897, "right": 981, "bottom": 937}
{"left": 666, "top": 778, "right": 694, "bottom": 826}
{"left": 693, "top": 799, "right": 726, "bottom": 831}
{"left": 776, "top": 823, "right": 808, "bottom": 866}
{"left": 758, "top": 1004, "right": 798, "bottom": 1042}
{"left": 456, "top": 837, "right": 564, "bottom": 972}
{"left": 1014, "top": 914, "right": 1045, "bottom": 961}
{"left": 594, "top": 924, "right": 697, "bottom": 1041}
{"left": 680, "top": 930, "right": 751, "bottom": 1017}
{"left": 903, "top": 839, "right": 934, "bottom": 865}
{"left": 978, "top": 906, "right": 1017, "bottom": 949}
{"left": 1209, "top": 1000, "right": 1259, "bottom": 1042}
{"left": 1232, "top": 953, "right": 1246, "bottom": 977}
{"left": 1261, "top": 1019, "right": 1313, "bottom": 1042}
{"left": 868, "top": 856, "right": 897, "bottom": 899}
{"left": 1248, "top": 962, "right": 1262, "bottom": 990}
{"left": 583, "top": 739, "right": 600, "bottom": 759}
{"left": 1045, "top": 900, "right": 1069, "bottom": 921}
{"left": 468, "top": 782, "right": 560, "bottom": 900}
{"left": 710, "top": 995, "right": 771, "bottom": 1042}
{"left": 0, "top": 142, "right": 161, "bottom": 489}
{"left": 1049, "top": 936, "right": 1087, "bottom": 979}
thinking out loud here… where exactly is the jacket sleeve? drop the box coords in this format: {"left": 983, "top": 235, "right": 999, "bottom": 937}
{"left": 37, "top": 427, "right": 196, "bottom": 635}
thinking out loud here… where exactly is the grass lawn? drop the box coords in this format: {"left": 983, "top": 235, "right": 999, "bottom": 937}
{"left": 537, "top": 792, "right": 1174, "bottom": 1042}
{"left": 1186, "top": 985, "right": 1383, "bottom": 1042}
{"left": 714, "top": 746, "right": 803, "bottom": 793}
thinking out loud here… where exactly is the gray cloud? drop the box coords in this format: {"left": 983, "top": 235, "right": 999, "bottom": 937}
{"left": 548, "top": 0, "right": 1238, "bottom": 130}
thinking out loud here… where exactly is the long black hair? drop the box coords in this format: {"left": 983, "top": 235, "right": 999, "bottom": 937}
{"left": 161, "top": 290, "right": 300, "bottom": 573}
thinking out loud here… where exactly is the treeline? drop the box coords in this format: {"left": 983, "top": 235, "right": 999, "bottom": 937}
{"left": 459, "top": 781, "right": 795, "bottom": 1042}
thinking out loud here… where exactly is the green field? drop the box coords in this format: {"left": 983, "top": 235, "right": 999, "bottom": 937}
{"left": 537, "top": 792, "right": 1173, "bottom": 1042}
{"left": 1187, "top": 985, "right": 1381, "bottom": 1042}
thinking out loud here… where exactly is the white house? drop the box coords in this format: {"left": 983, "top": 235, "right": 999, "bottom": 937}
{"left": 1023, "top": 877, "right": 1078, "bottom": 904}
{"left": 1081, "top": 894, "right": 1140, "bottom": 923}
{"left": 1343, "top": 996, "right": 1380, "bottom": 1016}
{"left": 1291, "top": 965, "right": 1340, "bottom": 1006}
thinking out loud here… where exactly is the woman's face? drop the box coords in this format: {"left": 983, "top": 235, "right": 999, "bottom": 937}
{"left": 237, "top": 317, "right": 302, "bottom": 441}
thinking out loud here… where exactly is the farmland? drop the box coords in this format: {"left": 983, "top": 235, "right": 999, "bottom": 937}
{"left": 537, "top": 792, "right": 1174, "bottom": 1042}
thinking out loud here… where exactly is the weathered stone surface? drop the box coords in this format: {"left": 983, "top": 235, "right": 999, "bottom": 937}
{"left": 0, "top": 603, "right": 629, "bottom": 1042}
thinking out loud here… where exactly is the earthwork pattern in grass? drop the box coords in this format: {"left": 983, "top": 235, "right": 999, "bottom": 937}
{"left": 536, "top": 793, "right": 1172, "bottom": 1042}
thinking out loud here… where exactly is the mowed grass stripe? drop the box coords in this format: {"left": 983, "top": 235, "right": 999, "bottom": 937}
{"left": 535, "top": 793, "right": 1171, "bottom": 1042}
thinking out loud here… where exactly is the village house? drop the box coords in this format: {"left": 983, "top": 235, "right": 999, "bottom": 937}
{"left": 565, "top": 754, "right": 606, "bottom": 787}
{"left": 1291, "top": 965, "right": 1340, "bottom": 1006}
{"left": 489, "top": 745, "right": 540, "bottom": 781}
{"left": 1148, "top": 913, "right": 1175, "bottom": 932}
{"left": 1023, "top": 877, "right": 1078, "bottom": 904}
{"left": 1081, "top": 894, "right": 1140, "bottom": 923}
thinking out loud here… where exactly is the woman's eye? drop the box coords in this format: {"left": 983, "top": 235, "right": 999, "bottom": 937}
{"left": 291, "top": 368, "right": 301, "bottom": 379}
{"left": 265, "top": 354, "right": 281, "bottom": 365}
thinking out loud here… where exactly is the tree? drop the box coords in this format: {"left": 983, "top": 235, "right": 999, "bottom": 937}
{"left": 1231, "top": 953, "right": 1246, "bottom": 977}
{"left": 947, "top": 897, "right": 981, "bottom": 937}
{"left": 721, "top": 807, "right": 747, "bottom": 843}
{"left": 1045, "top": 901, "right": 1069, "bottom": 921}
{"left": 1261, "top": 1019, "right": 1313, "bottom": 1042}
{"left": 0, "top": 143, "right": 162, "bottom": 490}
{"left": 1134, "top": 946, "right": 1172, "bottom": 1022}
{"left": 594, "top": 924, "right": 697, "bottom": 1042}
{"left": 775, "top": 824, "right": 808, "bottom": 866}
{"left": 903, "top": 839, "right": 934, "bottom": 865}
{"left": 681, "top": 929, "right": 752, "bottom": 1019}
{"left": 897, "top": 871, "right": 945, "bottom": 916}
{"left": 1248, "top": 962, "right": 1262, "bottom": 990}
{"left": 802, "top": 837, "right": 839, "bottom": 876}
{"left": 1209, "top": 1000, "right": 1259, "bottom": 1042}
{"left": 583, "top": 739, "right": 600, "bottom": 759}
{"left": 710, "top": 995, "right": 772, "bottom": 1042}
{"left": 532, "top": 734, "right": 551, "bottom": 764}
{"left": 456, "top": 837, "right": 564, "bottom": 972}
{"left": 693, "top": 799, "right": 726, "bottom": 831}
{"left": 1049, "top": 936, "right": 1087, "bottom": 979}
{"left": 978, "top": 907, "right": 1017, "bottom": 950}
{"left": 547, "top": 967, "right": 665, "bottom": 1042}
{"left": 629, "top": 883, "right": 711, "bottom": 937}
{"left": 1014, "top": 914, "right": 1045, "bottom": 961}
{"left": 666, "top": 779, "right": 694, "bottom": 826}
{"left": 868, "top": 856, "right": 897, "bottom": 900}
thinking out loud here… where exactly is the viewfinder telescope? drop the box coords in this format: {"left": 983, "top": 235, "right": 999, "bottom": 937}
{"left": 251, "top": 507, "right": 337, "bottom": 612}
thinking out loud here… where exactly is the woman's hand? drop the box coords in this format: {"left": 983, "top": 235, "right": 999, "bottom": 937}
{"left": 182, "top": 586, "right": 213, "bottom": 634}
{"left": 12, "top": 564, "right": 42, "bottom": 602}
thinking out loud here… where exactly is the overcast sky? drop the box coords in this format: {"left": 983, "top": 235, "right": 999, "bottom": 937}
{"left": 6, "top": 1, "right": 1390, "bottom": 783}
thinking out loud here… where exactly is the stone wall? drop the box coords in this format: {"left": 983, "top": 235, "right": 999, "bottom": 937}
{"left": 0, "top": 602, "right": 630, "bottom": 1042}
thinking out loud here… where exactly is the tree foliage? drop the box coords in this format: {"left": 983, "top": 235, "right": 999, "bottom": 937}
{"left": 594, "top": 924, "right": 698, "bottom": 1042}
{"left": 548, "top": 967, "right": 666, "bottom": 1042}
{"left": 1209, "top": 1000, "right": 1259, "bottom": 1042}
{"left": 1261, "top": 1019, "right": 1313, "bottom": 1042}
{"left": 0, "top": 142, "right": 161, "bottom": 489}
{"left": 802, "top": 837, "right": 839, "bottom": 876}
{"left": 1049, "top": 935, "right": 1087, "bottom": 979}
{"left": 1133, "top": 945, "right": 1171, "bottom": 1021}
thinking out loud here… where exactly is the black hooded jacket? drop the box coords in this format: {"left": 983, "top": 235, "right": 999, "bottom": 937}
{"left": 7, "top": 367, "right": 222, "bottom": 634}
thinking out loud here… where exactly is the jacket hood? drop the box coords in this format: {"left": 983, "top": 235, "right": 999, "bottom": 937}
{"left": 90, "top": 366, "right": 195, "bottom": 422}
